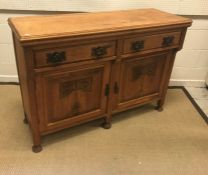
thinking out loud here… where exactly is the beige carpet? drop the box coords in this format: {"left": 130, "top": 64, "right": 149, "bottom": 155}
{"left": 0, "top": 85, "right": 208, "bottom": 175}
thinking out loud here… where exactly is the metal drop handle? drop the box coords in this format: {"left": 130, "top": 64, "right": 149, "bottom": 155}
{"left": 47, "top": 51, "right": 66, "bottom": 64}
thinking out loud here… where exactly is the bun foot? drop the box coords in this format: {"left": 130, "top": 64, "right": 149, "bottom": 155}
{"left": 23, "top": 113, "right": 29, "bottom": 124}
{"left": 155, "top": 106, "right": 163, "bottom": 112}
{"left": 32, "top": 145, "right": 42, "bottom": 153}
{"left": 102, "top": 122, "right": 111, "bottom": 129}
{"left": 23, "top": 117, "right": 28, "bottom": 124}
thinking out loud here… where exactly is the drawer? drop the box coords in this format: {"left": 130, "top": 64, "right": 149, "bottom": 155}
{"left": 34, "top": 41, "right": 116, "bottom": 67}
{"left": 123, "top": 31, "right": 181, "bottom": 55}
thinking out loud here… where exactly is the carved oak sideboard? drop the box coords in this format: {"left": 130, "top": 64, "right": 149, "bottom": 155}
{"left": 8, "top": 9, "right": 192, "bottom": 152}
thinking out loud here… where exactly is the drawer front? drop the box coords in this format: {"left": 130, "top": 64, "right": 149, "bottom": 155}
{"left": 123, "top": 31, "right": 181, "bottom": 55}
{"left": 34, "top": 41, "right": 116, "bottom": 67}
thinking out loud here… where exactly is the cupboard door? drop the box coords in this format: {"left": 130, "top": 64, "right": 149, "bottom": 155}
{"left": 113, "top": 53, "right": 168, "bottom": 111}
{"left": 36, "top": 63, "right": 110, "bottom": 131}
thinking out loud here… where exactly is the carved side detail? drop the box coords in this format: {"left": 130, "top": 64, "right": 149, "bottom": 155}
{"left": 60, "top": 77, "right": 92, "bottom": 98}
{"left": 132, "top": 63, "right": 156, "bottom": 81}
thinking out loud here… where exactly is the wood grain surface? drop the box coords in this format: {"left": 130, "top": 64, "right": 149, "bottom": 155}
{"left": 8, "top": 9, "right": 191, "bottom": 42}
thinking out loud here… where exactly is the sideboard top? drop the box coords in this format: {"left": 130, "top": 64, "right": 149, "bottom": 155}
{"left": 8, "top": 8, "right": 192, "bottom": 43}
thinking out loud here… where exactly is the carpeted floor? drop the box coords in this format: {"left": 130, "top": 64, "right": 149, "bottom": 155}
{"left": 0, "top": 85, "right": 208, "bottom": 175}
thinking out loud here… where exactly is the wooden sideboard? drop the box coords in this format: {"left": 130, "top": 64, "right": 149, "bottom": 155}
{"left": 8, "top": 9, "right": 192, "bottom": 152}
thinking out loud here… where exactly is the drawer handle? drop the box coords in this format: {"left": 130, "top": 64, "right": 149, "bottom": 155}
{"left": 92, "top": 46, "right": 108, "bottom": 59}
{"left": 131, "top": 40, "right": 144, "bottom": 52}
{"left": 162, "top": 36, "right": 174, "bottom": 47}
{"left": 47, "top": 51, "right": 66, "bottom": 64}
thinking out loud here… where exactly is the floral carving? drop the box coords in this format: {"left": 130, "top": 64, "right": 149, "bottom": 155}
{"left": 60, "top": 77, "right": 92, "bottom": 98}
{"left": 132, "top": 63, "right": 156, "bottom": 81}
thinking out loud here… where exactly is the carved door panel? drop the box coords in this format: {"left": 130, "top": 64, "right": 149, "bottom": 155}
{"left": 113, "top": 53, "right": 168, "bottom": 111}
{"left": 36, "top": 63, "right": 110, "bottom": 131}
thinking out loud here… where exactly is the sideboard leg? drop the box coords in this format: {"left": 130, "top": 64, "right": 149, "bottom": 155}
{"left": 102, "top": 117, "right": 112, "bottom": 129}
{"left": 156, "top": 99, "right": 164, "bottom": 112}
{"left": 32, "top": 132, "right": 42, "bottom": 153}
{"left": 23, "top": 112, "right": 29, "bottom": 124}
{"left": 32, "top": 145, "right": 42, "bottom": 153}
